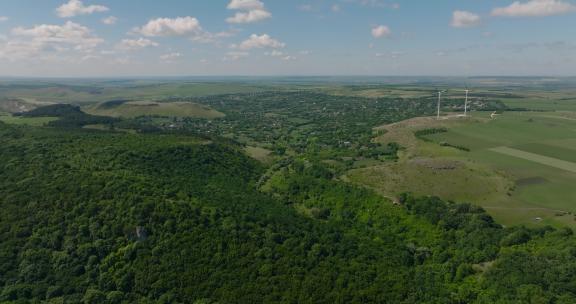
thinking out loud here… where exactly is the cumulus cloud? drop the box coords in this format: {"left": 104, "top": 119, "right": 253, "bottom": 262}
{"left": 233, "top": 34, "right": 285, "bottom": 50}
{"left": 117, "top": 38, "right": 158, "bottom": 51}
{"left": 227, "top": 10, "right": 271, "bottom": 24}
{"left": 135, "top": 17, "right": 202, "bottom": 37}
{"left": 0, "top": 21, "right": 103, "bottom": 61}
{"left": 0, "top": 16, "right": 8, "bottom": 22}
{"left": 11, "top": 21, "right": 103, "bottom": 50}
{"left": 491, "top": 0, "right": 576, "bottom": 17}
{"left": 102, "top": 16, "right": 117, "bottom": 25}
{"left": 227, "top": 0, "right": 265, "bottom": 10}
{"left": 451, "top": 10, "right": 481, "bottom": 28}
{"left": 226, "top": 0, "right": 271, "bottom": 24}
{"left": 134, "top": 17, "right": 235, "bottom": 44}
{"left": 371, "top": 25, "right": 391, "bottom": 38}
{"left": 56, "top": 0, "right": 109, "bottom": 18}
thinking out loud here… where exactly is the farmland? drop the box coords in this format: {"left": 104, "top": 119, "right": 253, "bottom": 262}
{"left": 347, "top": 108, "right": 576, "bottom": 227}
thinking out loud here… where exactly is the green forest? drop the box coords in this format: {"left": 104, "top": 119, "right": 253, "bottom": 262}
{"left": 1, "top": 119, "right": 576, "bottom": 304}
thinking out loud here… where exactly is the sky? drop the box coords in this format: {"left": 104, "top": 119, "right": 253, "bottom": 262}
{"left": 0, "top": 0, "right": 575, "bottom": 77}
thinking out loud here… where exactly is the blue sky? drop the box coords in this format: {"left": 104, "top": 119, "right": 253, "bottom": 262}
{"left": 0, "top": 0, "right": 575, "bottom": 77}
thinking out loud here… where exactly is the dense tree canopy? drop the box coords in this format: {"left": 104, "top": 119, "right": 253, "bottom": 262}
{"left": 1, "top": 123, "right": 576, "bottom": 303}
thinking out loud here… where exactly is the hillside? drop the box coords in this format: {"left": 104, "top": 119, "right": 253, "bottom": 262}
{"left": 1, "top": 123, "right": 576, "bottom": 303}
{"left": 85, "top": 100, "right": 225, "bottom": 119}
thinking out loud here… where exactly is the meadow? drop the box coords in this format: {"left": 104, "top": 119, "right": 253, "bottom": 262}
{"left": 84, "top": 100, "right": 225, "bottom": 119}
{"left": 348, "top": 110, "right": 576, "bottom": 227}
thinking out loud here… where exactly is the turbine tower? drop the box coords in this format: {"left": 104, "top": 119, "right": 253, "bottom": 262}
{"left": 436, "top": 90, "right": 446, "bottom": 120}
{"left": 464, "top": 89, "right": 470, "bottom": 117}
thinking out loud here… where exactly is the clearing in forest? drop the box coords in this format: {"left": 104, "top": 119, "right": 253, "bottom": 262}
{"left": 349, "top": 111, "right": 576, "bottom": 227}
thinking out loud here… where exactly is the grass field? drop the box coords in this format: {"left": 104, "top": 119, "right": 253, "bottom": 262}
{"left": 490, "top": 146, "right": 576, "bottom": 173}
{"left": 422, "top": 112, "right": 576, "bottom": 226}
{"left": 348, "top": 110, "right": 576, "bottom": 227}
{"left": 85, "top": 101, "right": 225, "bottom": 119}
{"left": 244, "top": 146, "right": 273, "bottom": 164}
{"left": 0, "top": 82, "right": 282, "bottom": 104}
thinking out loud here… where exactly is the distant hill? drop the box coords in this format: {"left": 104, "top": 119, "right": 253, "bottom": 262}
{"left": 0, "top": 98, "right": 37, "bottom": 113}
{"left": 19, "top": 104, "right": 83, "bottom": 117}
{"left": 86, "top": 100, "right": 225, "bottom": 119}
{"left": 18, "top": 104, "right": 119, "bottom": 128}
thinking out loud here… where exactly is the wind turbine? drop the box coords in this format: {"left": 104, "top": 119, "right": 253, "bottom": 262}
{"left": 464, "top": 89, "right": 470, "bottom": 117}
{"left": 436, "top": 90, "right": 446, "bottom": 120}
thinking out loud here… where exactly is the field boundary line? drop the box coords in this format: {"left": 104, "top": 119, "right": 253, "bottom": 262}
{"left": 489, "top": 146, "right": 576, "bottom": 174}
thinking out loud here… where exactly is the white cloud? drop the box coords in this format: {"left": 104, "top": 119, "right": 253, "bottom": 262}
{"left": 227, "top": 10, "right": 271, "bottom": 24}
{"left": 298, "top": 4, "right": 314, "bottom": 11}
{"left": 492, "top": 0, "right": 576, "bottom": 17}
{"left": 1, "top": 21, "right": 103, "bottom": 61}
{"left": 135, "top": 17, "right": 202, "bottom": 37}
{"left": 117, "top": 38, "right": 158, "bottom": 51}
{"left": 332, "top": 4, "right": 341, "bottom": 12}
{"left": 11, "top": 21, "right": 103, "bottom": 50}
{"left": 0, "top": 16, "right": 8, "bottom": 22}
{"left": 102, "top": 16, "right": 117, "bottom": 25}
{"left": 226, "top": 0, "right": 271, "bottom": 24}
{"left": 135, "top": 17, "right": 233, "bottom": 44}
{"left": 234, "top": 34, "right": 285, "bottom": 50}
{"left": 56, "top": 0, "right": 109, "bottom": 18}
{"left": 160, "top": 52, "right": 183, "bottom": 62}
{"left": 227, "top": 0, "right": 265, "bottom": 10}
{"left": 371, "top": 25, "right": 391, "bottom": 38}
{"left": 451, "top": 10, "right": 481, "bottom": 28}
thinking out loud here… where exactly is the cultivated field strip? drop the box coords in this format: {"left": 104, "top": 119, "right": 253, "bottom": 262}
{"left": 490, "top": 146, "right": 576, "bottom": 174}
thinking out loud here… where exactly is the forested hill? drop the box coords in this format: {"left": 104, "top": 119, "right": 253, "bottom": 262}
{"left": 1, "top": 124, "right": 576, "bottom": 303}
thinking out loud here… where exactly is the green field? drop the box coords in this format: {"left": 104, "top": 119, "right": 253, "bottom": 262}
{"left": 85, "top": 101, "right": 225, "bottom": 119}
{"left": 347, "top": 110, "right": 576, "bottom": 227}
{"left": 490, "top": 146, "right": 576, "bottom": 173}
{"left": 422, "top": 112, "right": 576, "bottom": 226}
